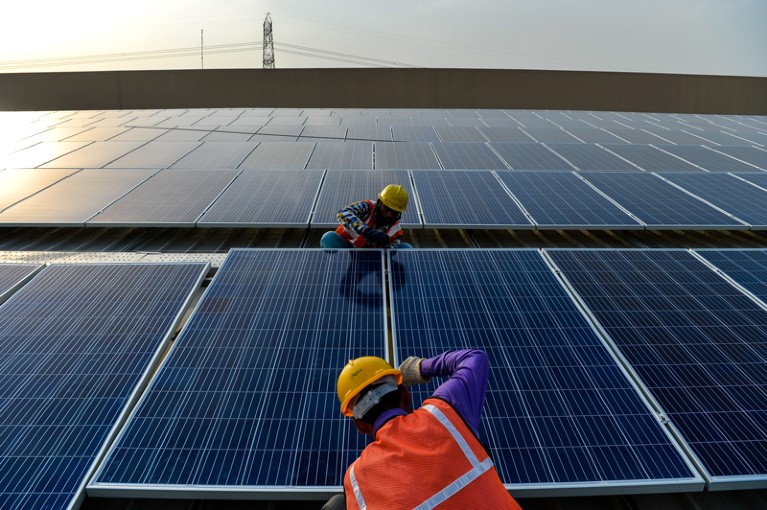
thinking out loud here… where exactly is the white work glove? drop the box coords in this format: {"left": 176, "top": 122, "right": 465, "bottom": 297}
{"left": 399, "top": 356, "right": 429, "bottom": 387}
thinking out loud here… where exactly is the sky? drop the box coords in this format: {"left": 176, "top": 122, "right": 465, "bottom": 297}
{"left": 1, "top": 0, "right": 765, "bottom": 76}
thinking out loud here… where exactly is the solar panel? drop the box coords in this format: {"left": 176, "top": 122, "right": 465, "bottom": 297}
{"left": 391, "top": 125, "right": 440, "bottom": 143}
{"left": 0, "top": 168, "right": 78, "bottom": 211}
{"left": 305, "top": 142, "right": 373, "bottom": 169}
{"left": 478, "top": 127, "right": 535, "bottom": 143}
{"left": 656, "top": 145, "right": 762, "bottom": 172}
{"left": 87, "top": 169, "right": 239, "bottom": 227}
{"left": 521, "top": 127, "right": 582, "bottom": 144}
{"left": 547, "top": 249, "right": 767, "bottom": 489}
{"left": 694, "top": 249, "right": 767, "bottom": 303}
{"left": 490, "top": 143, "right": 572, "bottom": 170}
{"left": 105, "top": 142, "right": 201, "bottom": 169}
{"left": 298, "top": 126, "right": 348, "bottom": 142}
{"left": 390, "top": 249, "right": 702, "bottom": 495}
{"left": 0, "top": 264, "right": 42, "bottom": 305}
{"left": 659, "top": 173, "right": 767, "bottom": 228}
{"left": 579, "top": 173, "right": 745, "bottom": 229}
{"left": 250, "top": 125, "right": 302, "bottom": 142}
{"left": 3, "top": 141, "right": 92, "bottom": 169}
{"left": 108, "top": 127, "right": 166, "bottom": 142}
{"left": 170, "top": 142, "right": 258, "bottom": 169}
{"left": 496, "top": 172, "right": 641, "bottom": 229}
{"left": 736, "top": 172, "right": 767, "bottom": 191}
{"left": 90, "top": 249, "right": 387, "bottom": 497}
{"left": 238, "top": 142, "right": 316, "bottom": 169}
{"left": 707, "top": 146, "right": 767, "bottom": 170}
{"left": 0, "top": 169, "right": 156, "bottom": 227}
{"left": 434, "top": 127, "right": 488, "bottom": 143}
{"left": 311, "top": 169, "right": 417, "bottom": 228}
{"left": 345, "top": 126, "right": 392, "bottom": 142}
{"left": 432, "top": 143, "right": 508, "bottom": 169}
{"left": 197, "top": 169, "right": 323, "bottom": 227}
{"left": 373, "top": 142, "right": 440, "bottom": 169}
{"left": 601, "top": 145, "right": 703, "bottom": 172}
{"left": 546, "top": 144, "right": 640, "bottom": 171}
{"left": 413, "top": 170, "right": 531, "bottom": 228}
{"left": 0, "top": 262, "right": 207, "bottom": 510}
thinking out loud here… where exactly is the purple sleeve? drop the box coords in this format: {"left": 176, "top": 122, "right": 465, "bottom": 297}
{"left": 419, "top": 349, "right": 489, "bottom": 435}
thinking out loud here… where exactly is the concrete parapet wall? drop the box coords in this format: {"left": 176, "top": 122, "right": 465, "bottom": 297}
{"left": 0, "top": 68, "right": 765, "bottom": 113}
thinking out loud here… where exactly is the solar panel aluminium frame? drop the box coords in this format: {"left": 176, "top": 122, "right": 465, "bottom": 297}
{"left": 542, "top": 248, "right": 766, "bottom": 491}
{"left": 387, "top": 249, "right": 705, "bottom": 497}
{"left": 88, "top": 249, "right": 391, "bottom": 500}
{"left": 0, "top": 263, "right": 44, "bottom": 306}
{"left": 10, "top": 261, "right": 209, "bottom": 510}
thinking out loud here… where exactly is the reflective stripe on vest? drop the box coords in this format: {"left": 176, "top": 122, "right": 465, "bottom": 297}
{"left": 348, "top": 403, "right": 496, "bottom": 510}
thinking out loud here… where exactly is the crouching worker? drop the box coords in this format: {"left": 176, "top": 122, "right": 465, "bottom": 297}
{"left": 323, "top": 349, "right": 521, "bottom": 510}
{"left": 320, "top": 184, "right": 413, "bottom": 249}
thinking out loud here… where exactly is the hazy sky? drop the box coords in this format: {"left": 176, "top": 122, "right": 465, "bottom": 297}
{"left": 1, "top": 0, "right": 765, "bottom": 76}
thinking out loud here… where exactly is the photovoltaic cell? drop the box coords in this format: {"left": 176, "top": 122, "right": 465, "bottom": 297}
{"left": 311, "top": 169, "right": 417, "bottom": 228}
{"left": 413, "top": 170, "right": 531, "bottom": 228}
{"left": 105, "top": 142, "right": 201, "bottom": 169}
{"left": 656, "top": 145, "right": 761, "bottom": 172}
{"left": 239, "top": 142, "right": 316, "bottom": 169}
{"left": 90, "top": 249, "right": 387, "bottom": 497}
{"left": 373, "top": 142, "right": 440, "bottom": 169}
{"left": 546, "top": 144, "right": 639, "bottom": 171}
{"left": 170, "top": 142, "right": 258, "bottom": 169}
{"left": 694, "top": 249, "right": 767, "bottom": 304}
{"left": 87, "top": 169, "right": 239, "bottom": 227}
{"left": 707, "top": 146, "right": 767, "bottom": 170}
{"left": 390, "top": 249, "right": 702, "bottom": 495}
{"left": 548, "top": 249, "right": 767, "bottom": 489}
{"left": 197, "top": 170, "right": 323, "bottom": 227}
{"left": 432, "top": 143, "right": 508, "bottom": 169}
{"left": 434, "top": 127, "right": 488, "bottom": 143}
{"left": 601, "top": 145, "right": 703, "bottom": 172}
{"left": 0, "top": 169, "right": 156, "bottom": 227}
{"left": 0, "top": 264, "right": 42, "bottom": 304}
{"left": 305, "top": 142, "right": 373, "bottom": 169}
{"left": 490, "top": 143, "right": 572, "bottom": 170}
{"left": 580, "top": 173, "right": 744, "bottom": 229}
{"left": 0, "top": 168, "right": 79, "bottom": 211}
{"left": 0, "top": 262, "right": 207, "bottom": 510}
{"left": 496, "top": 172, "right": 641, "bottom": 229}
{"left": 659, "top": 173, "right": 767, "bottom": 228}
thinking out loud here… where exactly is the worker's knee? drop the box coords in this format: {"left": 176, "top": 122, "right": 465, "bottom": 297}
{"left": 321, "top": 231, "right": 352, "bottom": 249}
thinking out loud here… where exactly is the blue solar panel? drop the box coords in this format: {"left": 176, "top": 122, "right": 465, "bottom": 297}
{"left": 580, "top": 173, "right": 745, "bottom": 229}
{"left": 0, "top": 264, "right": 42, "bottom": 304}
{"left": 496, "top": 172, "right": 641, "bottom": 229}
{"left": 90, "top": 249, "right": 387, "bottom": 497}
{"left": 695, "top": 249, "right": 767, "bottom": 304}
{"left": 389, "top": 250, "right": 702, "bottom": 495}
{"left": 548, "top": 249, "right": 767, "bottom": 489}
{"left": 0, "top": 262, "right": 207, "bottom": 510}
{"left": 412, "top": 170, "right": 532, "bottom": 228}
{"left": 432, "top": 143, "right": 508, "bottom": 169}
{"left": 658, "top": 145, "right": 764, "bottom": 172}
{"left": 659, "top": 173, "right": 767, "bottom": 228}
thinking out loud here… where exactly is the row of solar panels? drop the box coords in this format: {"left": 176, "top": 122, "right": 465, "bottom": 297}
{"left": 6, "top": 110, "right": 766, "bottom": 147}
{"left": 2, "top": 248, "right": 767, "bottom": 510}
{"left": 4, "top": 139, "right": 767, "bottom": 172}
{"left": 2, "top": 167, "right": 767, "bottom": 230}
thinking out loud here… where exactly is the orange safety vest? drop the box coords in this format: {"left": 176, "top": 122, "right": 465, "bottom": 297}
{"left": 336, "top": 200, "right": 403, "bottom": 248}
{"left": 344, "top": 398, "right": 521, "bottom": 510}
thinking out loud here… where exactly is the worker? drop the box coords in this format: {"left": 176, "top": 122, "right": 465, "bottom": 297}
{"left": 320, "top": 184, "right": 413, "bottom": 249}
{"left": 323, "top": 349, "right": 521, "bottom": 510}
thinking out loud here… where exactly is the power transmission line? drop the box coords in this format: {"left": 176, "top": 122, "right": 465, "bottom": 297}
{"left": 0, "top": 39, "right": 419, "bottom": 70}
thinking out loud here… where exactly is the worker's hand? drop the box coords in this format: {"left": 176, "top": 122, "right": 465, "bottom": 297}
{"left": 365, "top": 229, "right": 390, "bottom": 247}
{"left": 399, "top": 356, "right": 429, "bottom": 386}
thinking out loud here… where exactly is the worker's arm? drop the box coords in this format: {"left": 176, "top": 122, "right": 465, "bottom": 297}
{"left": 402, "top": 349, "right": 489, "bottom": 436}
{"left": 337, "top": 201, "right": 373, "bottom": 237}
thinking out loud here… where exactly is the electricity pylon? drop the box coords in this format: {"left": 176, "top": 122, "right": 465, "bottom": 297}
{"left": 263, "top": 13, "right": 275, "bottom": 69}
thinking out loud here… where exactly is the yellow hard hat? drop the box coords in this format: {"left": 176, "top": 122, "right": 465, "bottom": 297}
{"left": 337, "top": 356, "right": 403, "bottom": 417}
{"left": 378, "top": 184, "right": 409, "bottom": 213}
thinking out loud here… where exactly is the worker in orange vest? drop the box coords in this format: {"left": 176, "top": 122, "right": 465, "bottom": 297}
{"left": 320, "top": 184, "right": 413, "bottom": 249}
{"left": 323, "top": 349, "right": 521, "bottom": 510}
